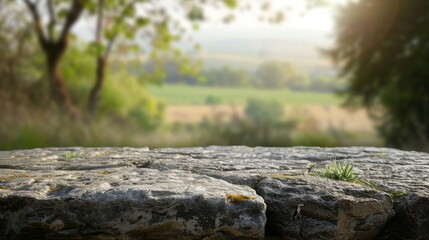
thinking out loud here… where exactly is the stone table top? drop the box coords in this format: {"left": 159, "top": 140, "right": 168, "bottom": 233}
{"left": 0, "top": 146, "right": 428, "bottom": 239}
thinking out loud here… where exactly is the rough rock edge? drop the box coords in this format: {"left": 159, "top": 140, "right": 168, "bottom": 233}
{"left": 0, "top": 146, "right": 428, "bottom": 239}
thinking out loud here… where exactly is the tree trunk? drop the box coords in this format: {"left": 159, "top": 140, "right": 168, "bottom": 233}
{"left": 46, "top": 43, "right": 79, "bottom": 118}
{"left": 87, "top": 0, "right": 105, "bottom": 117}
{"left": 23, "top": 0, "right": 85, "bottom": 119}
{"left": 88, "top": 56, "right": 106, "bottom": 116}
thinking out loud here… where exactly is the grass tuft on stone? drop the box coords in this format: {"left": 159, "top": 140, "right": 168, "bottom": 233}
{"left": 64, "top": 152, "right": 79, "bottom": 159}
{"left": 387, "top": 190, "right": 408, "bottom": 199}
{"left": 318, "top": 161, "right": 382, "bottom": 190}
{"left": 319, "top": 161, "right": 357, "bottom": 182}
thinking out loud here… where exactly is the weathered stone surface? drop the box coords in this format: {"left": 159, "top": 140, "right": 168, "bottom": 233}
{"left": 0, "top": 146, "right": 428, "bottom": 239}
{"left": 256, "top": 176, "right": 393, "bottom": 240}
{"left": 0, "top": 167, "right": 266, "bottom": 239}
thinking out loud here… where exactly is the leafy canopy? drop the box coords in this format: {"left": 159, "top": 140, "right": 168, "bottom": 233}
{"left": 326, "top": 0, "right": 429, "bottom": 150}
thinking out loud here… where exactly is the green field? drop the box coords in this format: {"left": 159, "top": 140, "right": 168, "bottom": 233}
{"left": 149, "top": 84, "right": 343, "bottom": 105}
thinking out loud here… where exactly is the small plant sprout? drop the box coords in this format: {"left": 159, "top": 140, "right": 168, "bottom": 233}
{"left": 318, "top": 161, "right": 399, "bottom": 194}
{"left": 64, "top": 152, "right": 78, "bottom": 159}
{"left": 319, "top": 161, "right": 358, "bottom": 182}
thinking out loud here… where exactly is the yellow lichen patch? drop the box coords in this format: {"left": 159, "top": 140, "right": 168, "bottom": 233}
{"left": 97, "top": 170, "right": 114, "bottom": 175}
{"left": 0, "top": 174, "right": 30, "bottom": 181}
{"left": 270, "top": 173, "right": 298, "bottom": 179}
{"left": 225, "top": 194, "right": 257, "bottom": 203}
{"left": 48, "top": 185, "right": 62, "bottom": 192}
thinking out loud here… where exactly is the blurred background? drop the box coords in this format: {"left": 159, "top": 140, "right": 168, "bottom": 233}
{"left": 1, "top": 0, "right": 428, "bottom": 151}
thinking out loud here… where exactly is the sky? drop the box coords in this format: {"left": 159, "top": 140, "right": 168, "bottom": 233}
{"left": 200, "top": 5, "right": 332, "bottom": 35}
{"left": 194, "top": 0, "right": 350, "bottom": 39}
{"left": 187, "top": 0, "right": 350, "bottom": 69}
{"left": 73, "top": 0, "right": 349, "bottom": 69}
{"left": 75, "top": 0, "right": 346, "bottom": 42}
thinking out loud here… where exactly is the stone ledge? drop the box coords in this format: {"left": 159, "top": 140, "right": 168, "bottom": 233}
{"left": 0, "top": 146, "right": 428, "bottom": 239}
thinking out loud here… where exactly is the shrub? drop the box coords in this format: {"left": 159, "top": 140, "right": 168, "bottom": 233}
{"left": 129, "top": 99, "right": 164, "bottom": 130}
{"left": 245, "top": 98, "right": 283, "bottom": 125}
{"left": 205, "top": 95, "right": 222, "bottom": 105}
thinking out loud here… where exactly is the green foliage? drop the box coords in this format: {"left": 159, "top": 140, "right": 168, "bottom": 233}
{"left": 222, "top": 0, "right": 237, "bottom": 8}
{"left": 187, "top": 7, "right": 205, "bottom": 21}
{"left": 97, "top": 0, "right": 151, "bottom": 44}
{"left": 148, "top": 59, "right": 342, "bottom": 92}
{"left": 11, "top": 126, "right": 49, "bottom": 149}
{"left": 319, "top": 161, "right": 357, "bottom": 182}
{"left": 245, "top": 98, "right": 283, "bottom": 124}
{"left": 135, "top": 17, "right": 150, "bottom": 27}
{"left": 327, "top": 0, "right": 429, "bottom": 150}
{"left": 203, "top": 67, "right": 251, "bottom": 88}
{"left": 61, "top": 44, "right": 165, "bottom": 130}
{"left": 196, "top": 98, "right": 294, "bottom": 147}
{"left": 61, "top": 44, "right": 95, "bottom": 105}
{"left": 253, "top": 61, "right": 306, "bottom": 89}
{"left": 293, "top": 131, "right": 342, "bottom": 147}
{"left": 0, "top": 107, "right": 140, "bottom": 150}
{"left": 0, "top": 4, "right": 44, "bottom": 89}
{"left": 98, "top": 70, "right": 164, "bottom": 130}
{"left": 129, "top": 98, "right": 164, "bottom": 130}
{"left": 144, "top": 58, "right": 203, "bottom": 86}
{"left": 199, "top": 118, "right": 295, "bottom": 147}
{"left": 205, "top": 95, "right": 222, "bottom": 105}
{"left": 288, "top": 73, "right": 310, "bottom": 91}
{"left": 307, "top": 76, "right": 343, "bottom": 93}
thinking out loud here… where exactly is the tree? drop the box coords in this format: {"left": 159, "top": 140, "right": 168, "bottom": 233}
{"left": 86, "top": 0, "right": 155, "bottom": 116}
{"left": 0, "top": 3, "right": 40, "bottom": 92}
{"left": 19, "top": 0, "right": 239, "bottom": 117}
{"left": 253, "top": 61, "right": 302, "bottom": 89}
{"left": 16, "top": 0, "right": 323, "bottom": 117}
{"left": 245, "top": 98, "right": 283, "bottom": 125}
{"left": 203, "top": 66, "right": 251, "bottom": 87}
{"left": 23, "top": 0, "right": 86, "bottom": 117}
{"left": 326, "top": 0, "right": 429, "bottom": 149}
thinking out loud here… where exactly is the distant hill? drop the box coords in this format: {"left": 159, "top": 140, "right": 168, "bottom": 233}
{"left": 193, "top": 29, "right": 334, "bottom": 72}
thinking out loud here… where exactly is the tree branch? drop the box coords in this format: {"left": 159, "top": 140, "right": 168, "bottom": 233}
{"left": 95, "top": 0, "right": 104, "bottom": 56}
{"left": 103, "top": 0, "right": 138, "bottom": 58}
{"left": 47, "top": 0, "right": 57, "bottom": 41}
{"left": 104, "top": 36, "right": 117, "bottom": 58}
{"left": 118, "top": 0, "right": 138, "bottom": 20}
{"left": 59, "top": 0, "right": 85, "bottom": 43}
{"left": 23, "top": 0, "right": 47, "bottom": 49}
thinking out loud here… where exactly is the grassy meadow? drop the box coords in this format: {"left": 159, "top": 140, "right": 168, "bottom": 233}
{"left": 148, "top": 85, "right": 343, "bottom": 105}
{"left": 0, "top": 82, "right": 381, "bottom": 150}
{"left": 146, "top": 84, "right": 380, "bottom": 147}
